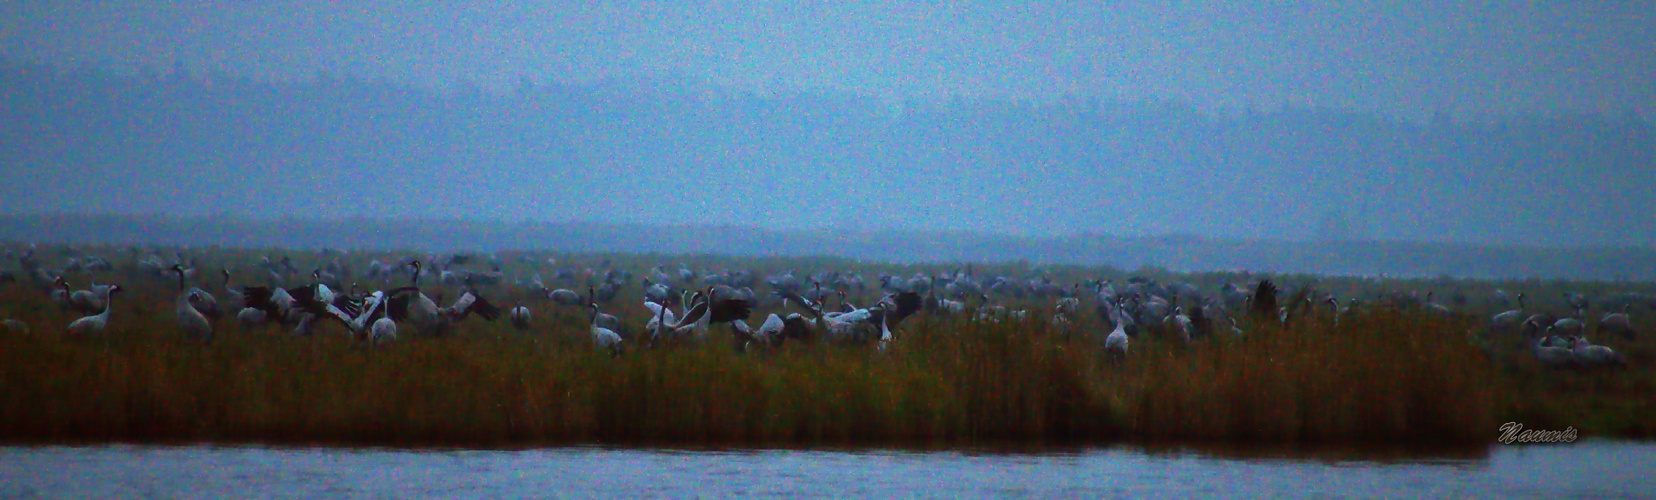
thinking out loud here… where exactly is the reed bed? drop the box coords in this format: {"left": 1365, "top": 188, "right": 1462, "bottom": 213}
{"left": 0, "top": 315, "right": 1118, "bottom": 447}
{"left": 0, "top": 301, "right": 1518, "bottom": 447}
{"left": 1, "top": 245, "right": 1653, "bottom": 447}
{"left": 1127, "top": 312, "right": 1497, "bottom": 443}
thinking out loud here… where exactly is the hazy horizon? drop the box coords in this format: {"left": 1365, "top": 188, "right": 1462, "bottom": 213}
{"left": 10, "top": 213, "right": 1656, "bottom": 281}
{"left": 4, "top": 3, "right": 1654, "bottom": 249}
{"left": 6, "top": 208, "right": 1656, "bottom": 252}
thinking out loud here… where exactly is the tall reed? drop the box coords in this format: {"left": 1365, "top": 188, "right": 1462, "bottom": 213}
{"left": 0, "top": 308, "right": 1507, "bottom": 447}
{"left": 1126, "top": 311, "right": 1497, "bottom": 443}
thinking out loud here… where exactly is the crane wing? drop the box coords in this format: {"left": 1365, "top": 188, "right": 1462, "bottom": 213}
{"left": 708, "top": 298, "right": 753, "bottom": 323}
{"left": 385, "top": 286, "right": 419, "bottom": 322}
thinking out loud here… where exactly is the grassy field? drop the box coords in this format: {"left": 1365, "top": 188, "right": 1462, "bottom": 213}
{"left": 1, "top": 244, "right": 1653, "bottom": 448}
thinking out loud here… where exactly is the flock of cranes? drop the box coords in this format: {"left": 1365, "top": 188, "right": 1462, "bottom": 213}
{"left": 0, "top": 245, "right": 1645, "bottom": 370}
{"left": 3, "top": 246, "right": 927, "bottom": 354}
{"left": 1487, "top": 292, "right": 1634, "bottom": 369}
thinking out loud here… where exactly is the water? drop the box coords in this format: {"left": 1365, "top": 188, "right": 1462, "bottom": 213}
{"left": 2, "top": 440, "right": 1652, "bottom": 498}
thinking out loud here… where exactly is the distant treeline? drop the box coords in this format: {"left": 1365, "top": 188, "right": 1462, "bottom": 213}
{"left": 1, "top": 58, "right": 1652, "bottom": 246}
{"left": 5, "top": 214, "right": 1655, "bottom": 281}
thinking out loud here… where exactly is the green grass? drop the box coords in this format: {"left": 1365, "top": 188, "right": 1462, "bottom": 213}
{"left": 1, "top": 244, "right": 1653, "bottom": 447}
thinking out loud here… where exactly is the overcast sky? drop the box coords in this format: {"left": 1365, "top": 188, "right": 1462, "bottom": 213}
{"left": 5, "top": 2, "right": 1653, "bottom": 118}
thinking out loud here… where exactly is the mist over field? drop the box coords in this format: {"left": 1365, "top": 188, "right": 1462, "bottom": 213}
{"left": 2, "top": 2, "right": 1653, "bottom": 262}
{"left": 6, "top": 213, "right": 1656, "bottom": 282}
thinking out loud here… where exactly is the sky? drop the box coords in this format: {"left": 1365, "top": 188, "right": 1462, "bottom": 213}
{"left": 4, "top": 1, "right": 1652, "bottom": 119}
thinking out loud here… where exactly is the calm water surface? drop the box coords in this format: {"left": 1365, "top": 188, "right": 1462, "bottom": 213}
{"left": 2, "top": 440, "right": 1652, "bottom": 498}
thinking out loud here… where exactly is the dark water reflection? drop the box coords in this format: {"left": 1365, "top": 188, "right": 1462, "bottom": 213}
{"left": 2, "top": 440, "right": 1651, "bottom": 498}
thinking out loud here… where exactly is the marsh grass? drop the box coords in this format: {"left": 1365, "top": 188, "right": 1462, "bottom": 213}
{"left": 1127, "top": 311, "right": 1497, "bottom": 443}
{"left": 1, "top": 244, "right": 1653, "bottom": 447}
{"left": 0, "top": 320, "right": 1114, "bottom": 447}
{"left": 0, "top": 308, "right": 1497, "bottom": 447}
